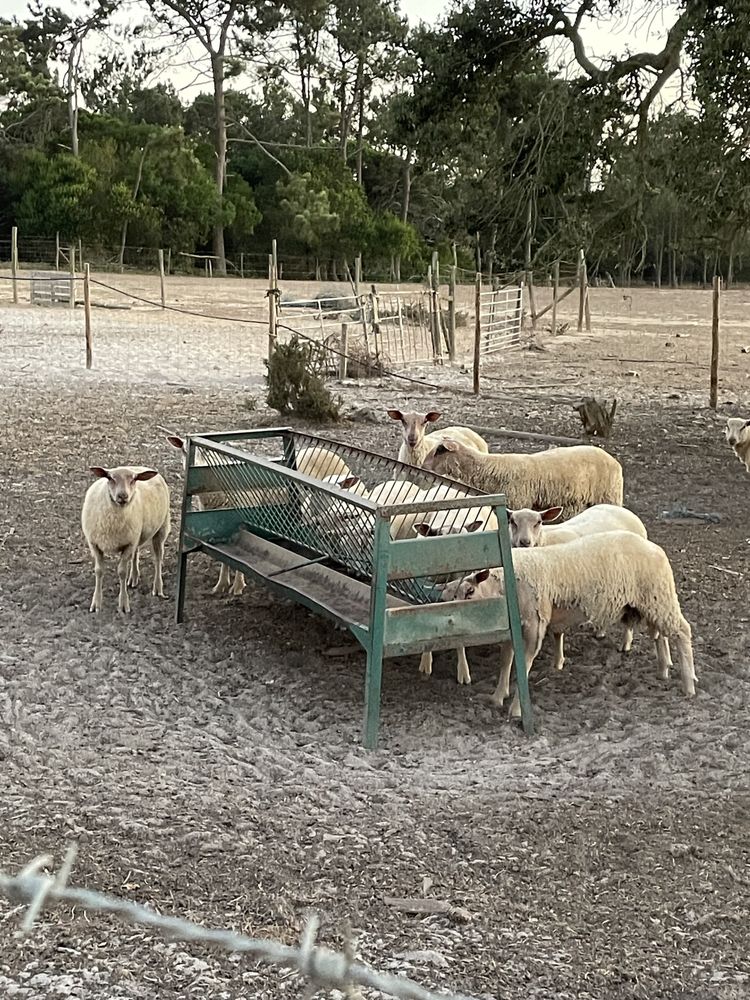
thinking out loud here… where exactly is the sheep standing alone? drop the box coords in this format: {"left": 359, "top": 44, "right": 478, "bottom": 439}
{"left": 423, "top": 439, "right": 623, "bottom": 514}
{"left": 82, "top": 466, "right": 170, "bottom": 613}
{"left": 724, "top": 417, "right": 750, "bottom": 472}
{"left": 387, "top": 409, "right": 489, "bottom": 466}
{"left": 444, "top": 531, "right": 695, "bottom": 718}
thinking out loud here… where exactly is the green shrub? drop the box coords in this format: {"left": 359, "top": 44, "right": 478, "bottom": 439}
{"left": 265, "top": 336, "right": 341, "bottom": 422}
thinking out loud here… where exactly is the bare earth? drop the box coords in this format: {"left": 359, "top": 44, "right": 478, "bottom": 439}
{"left": 1, "top": 269, "right": 750, "bottom": 999}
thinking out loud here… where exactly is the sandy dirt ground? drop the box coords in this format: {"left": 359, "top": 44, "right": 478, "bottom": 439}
{"left": 1, "top": 269, "right": 750, "bottom": 999}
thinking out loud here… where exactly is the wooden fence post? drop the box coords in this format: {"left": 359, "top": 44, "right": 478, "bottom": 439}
{"left": 526, "top": 270, "right": 537, "bottom": 330}
{"left": 55, "top": 231, "right": 60, "bottom": 271}
{"left": 339, "top": 322, "right": 349, "bottom": 379}
{"left": 69, "top": 246, "right": 75, "bottom": 309}
{"left": 84, "top": 263, "right": 92, "bottom": 369}
{"left": 354, "top": 254, "right": 362, "bottom": 296}
{"left": 268, "top": 239, "right": 278, "bottom": 361}
{"left": 551, "top": 260, "right": 560, "bottom": 335}
{"left": 78, "top": 238, "right": 83, "bottom": 275}
{"left": 577, "top": 248, "right": 587, "bottom": 332}
{"left": 158, "top": 249, "right": 166, "bottom": 309}
{"left": 710, "top": 275, "right": 721, "bottom": 409}
{"left": 448, "top": 264, "right": 457, "bottom": 361}
{"left": 473, "top": 272, "right": 481, "bottom": 395}
{"left": 11, "top": 226, "right": 18, "bottom": 305}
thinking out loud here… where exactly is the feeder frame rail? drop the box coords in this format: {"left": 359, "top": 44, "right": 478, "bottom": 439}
{"left": 174, "top": 427, "right": 532, "bottom": 748}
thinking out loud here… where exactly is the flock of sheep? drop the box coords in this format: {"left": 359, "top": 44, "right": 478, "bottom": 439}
{"left": 80, "top": 409, "right": 749, "bottom": 719}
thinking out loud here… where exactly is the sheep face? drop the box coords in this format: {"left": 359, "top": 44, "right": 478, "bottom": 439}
{"left": 724, "top": 417, "right": 750, "bottom": 448}
{"left": 89, "top": 467, "right": 158, "bottom": 507}
{"left": 508, "top": 507, "right": 563, "bottom": 548}
{"left": 387, "top": 408, "right": 441, "bottom": 449}
{"left": 441, "top": 568, "right": 494, "bottom": 602}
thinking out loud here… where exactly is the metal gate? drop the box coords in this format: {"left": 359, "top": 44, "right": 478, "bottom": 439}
{"left": 478, "top": 282, "right": 524, "bottom": 355}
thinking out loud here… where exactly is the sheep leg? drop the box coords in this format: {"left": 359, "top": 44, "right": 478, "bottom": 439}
{"left": 128, "top": 548, "right": 141, "bottom": 589}
{"left": 418, "top": 651, "right": 433, "bottom": 677}
{"left": 89, "top": 544, "right": 105, "bottom": 613}
{"left": 673, "top": 624, "right": 696, "bottom": 697}
{"left": 551, "top": 630, "right": 565, "bottom": 671}
{"left": 620, "top": 625, "right": 634, "bottom": 653}
{"left": 117, "top": 546, "right": 135, "bottom": 613}
{"left": 456, "top": 646, "right": 471, "bottom": 685}
{"left": 490, "top": 643, "right": 515, "bottom": 705}
{"left": 151, "top": 528, "right": 168, "bottom": 598}
{"left": 509, "top": 626, "right": 545, "bottom": 719}
{"left": 212, "top": 563, "right": 232, "bottom": 595}
{"left": 230, "top": 571, "right": 247, "bottom": 596}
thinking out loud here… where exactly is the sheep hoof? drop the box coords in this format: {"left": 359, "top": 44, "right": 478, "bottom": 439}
{"left": 457, "top": 673, "right": 471, "bottom": 686}
{"left": 230, "top": 581, "right": 246, "bottom": 596}
{"left": 89, "top": 602, "right": 100, "bottom": 613}
{"left": 212, "top": 581, "right": 230, "bottom": 595}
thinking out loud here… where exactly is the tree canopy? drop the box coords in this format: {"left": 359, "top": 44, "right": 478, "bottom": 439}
{"left": 2, "top": 0, "right": 750, "bottom": 284}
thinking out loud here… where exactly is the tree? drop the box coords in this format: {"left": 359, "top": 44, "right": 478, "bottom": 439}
{"left": 140, "top": 0, "right": 275, "bottom": 273}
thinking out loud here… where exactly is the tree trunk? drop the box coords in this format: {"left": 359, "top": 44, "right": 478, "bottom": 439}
{"left": 702, "top": 251, "right": 708, "bottom": 288}
{"left": 727, "top": 231, "right": 737, "bottom": 288}
{"left": 119, "top": 144, "right": 148, "bottom": 272}
{"left": 655, "top": 229, "right": 664, "bottom": 288}
{"left": 211, "top": 53, "right": 228, "bottom": 275}
{"left": 400, "top": 153, "right": 412, "bottom": 223}
{"left": 67, "top": 44, "right": 79, "bottom": 157}
{"left": 355, "top": 75, "right": 365, "bottom": 185}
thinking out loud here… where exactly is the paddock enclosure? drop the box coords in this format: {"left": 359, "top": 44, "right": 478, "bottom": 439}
{"left": 1, "top": 274, "right": 750, "bottom": 998}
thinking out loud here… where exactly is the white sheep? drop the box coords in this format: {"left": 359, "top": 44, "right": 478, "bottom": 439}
{"left": 387, "top": 409, "right": 489, "bottom": 466}
{"left": 724, "top": 417, "right": 750, "bottom": 472}
{"left": 444, "top": 530, "right": 696, "bottom": 718}
{"left": 422, "top": 439, "right": 623, "bottom": 514}
{"left": 82, "top": 466, "right": 170, "bottom": 613}
{"left": 507, "top": 503, "right": 658, "bottom": 671}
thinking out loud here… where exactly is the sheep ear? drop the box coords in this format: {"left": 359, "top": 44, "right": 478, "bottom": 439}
{"left": 473, "top": 568, "right": 491, "bottom": 583}
{"left": 440, "top": 438, "right": 459, "bottom": 452}
{"left": 386, "top": 409, "right": 403, "bottom": 422}
{"left": 463, "top": 520, "right": 483, "bottom": 533}
{"left": 89, "top": 467, "right": 111, "bottom": 480}
{"left": 744, "top": 420, "right": 750, "bottom": 429}
{"left": 339, "top": 475, "right": 360, "bottom": 490}
{"left": 134, "top": 469, "right": 159, "bottom": 482}
{"left": 540, "top": 506, "right": 564, "bottom": 523}
{"left": 413, "top": 522, "right": 433, "bottom": 536}
{"left": 166, "top": 435, "right": 185, "bottom": 451}
{"left": 424, "top": 411, "right": 441, "bottom": 423}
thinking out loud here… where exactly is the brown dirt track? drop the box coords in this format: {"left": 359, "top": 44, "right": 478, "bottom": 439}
{"left": 1, "top": 273, "right": 749, "bottom": 999}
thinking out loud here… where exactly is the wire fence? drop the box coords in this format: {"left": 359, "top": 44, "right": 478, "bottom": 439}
{"left": 0, "top": 851, "right": 479, "bottom": 1000}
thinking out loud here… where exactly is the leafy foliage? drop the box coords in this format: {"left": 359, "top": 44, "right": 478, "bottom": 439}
{"left": 265, "top": 336, "right": 341, "bottom": 421}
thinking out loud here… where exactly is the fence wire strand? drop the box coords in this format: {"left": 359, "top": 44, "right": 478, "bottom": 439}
{"left": 0, "top": 854, "right": 478, "bottom": 1000}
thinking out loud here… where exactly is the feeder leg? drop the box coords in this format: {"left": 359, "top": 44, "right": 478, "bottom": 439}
{"left": 175, "top": 547, "right": 189, "bottom": 624}
{"left": 363, "top": 641, "right": 384, "bottom": 750}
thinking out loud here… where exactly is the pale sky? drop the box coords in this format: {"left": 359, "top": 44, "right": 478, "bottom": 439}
{"left": 3, "top": 0, "right": 682, "bottom": 100}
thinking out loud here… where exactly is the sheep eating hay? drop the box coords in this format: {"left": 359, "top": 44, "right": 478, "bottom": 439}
{"left": 82, "top": 466, "right": 170, "bottom": 613}
{"left": 443, "top": 530, "right": 695, "bottom": 718}
{"left": 724, "top": 417, "right": 750, "bottom": 472}
{"left": 422, "top": 439, "right": 623, "bottom": 514}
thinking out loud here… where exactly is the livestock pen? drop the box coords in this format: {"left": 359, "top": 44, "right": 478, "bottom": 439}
{"left": 174, "top": 428, "right": 531, "bottom": 747}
